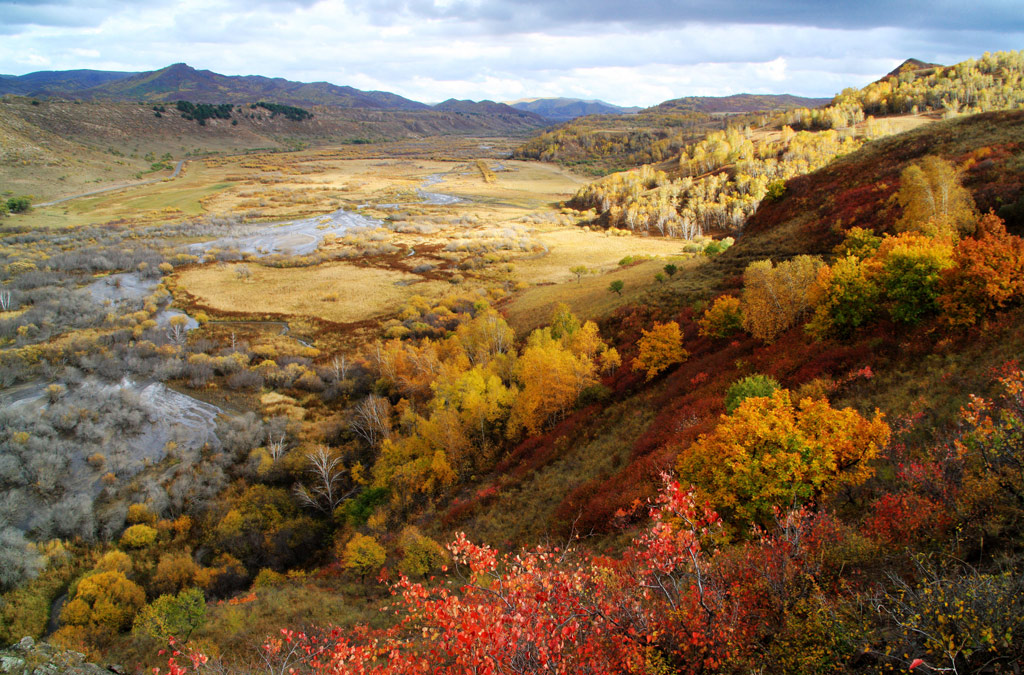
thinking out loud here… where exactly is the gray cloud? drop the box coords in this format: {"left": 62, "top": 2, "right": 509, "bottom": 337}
{"left": 346, "top": 0, "right": 1024, "bottom": 33}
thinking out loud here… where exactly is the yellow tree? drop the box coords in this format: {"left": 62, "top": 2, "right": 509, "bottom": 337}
{"left": 633, "top": 321, "right": 688, "bottom": 380}
{"left": 508, "top": 329, "right": 597, "bottom": 437}
{"left": 677, "top": 390, "right": 889, "bottom": 525}
{"left": 741, "top": 256, "right": 822, "bottom": 342}
{"left": 896, "top": 156, "right": 978, "bottom": 236}
{"left": 342, "top": 533, "right": 386, "bottom": 581}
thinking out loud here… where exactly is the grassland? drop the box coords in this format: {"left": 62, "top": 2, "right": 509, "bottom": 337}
{"left": 178, "top": 262, "right": 452, "bottom": 323}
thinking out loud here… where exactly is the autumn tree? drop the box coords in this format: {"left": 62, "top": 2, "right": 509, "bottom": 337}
{"left": 133, "top": 588, "right": 206, "bottom": 642}
{"left": 397, "top": 526, "right": 449, "bottom": 577}
{"left": 806, "top": 255, "right": 882, "bottom": 339}
{"left": 896, "top": 156, "right": 978, "bottom": 236}
{"left": 676, "top": 390, "right": 889, "bottom": 525}
{"left": 342, "top": 533, "right": 386, "bottom": 581}
{"left": 60, "top": 571, "right": 146, "bottom": 633}
{"left": 724, "top": 374, "right": 780, "bottom": 413}
{"left": 939, "top": 213, "right": 1024, "bottom": 326}
{"left": 698, "top": 295, "right": 743, "bottom": 338}
{"left": 608, "top": 279, "right": 624, "bottom": 296}
{"left": 569, "top": 265, "right": 592, "bottom": 284}
{"left": 294, "top": 446, "right": 356, "bottom": 514}
{"left": 633, "top": 321, "right": 688, "bottom": 380}
{"left": 878, "top": 232, "right": 954, "bottom": 324}
{"left": 741, "top": 256, "right": 823, "bottom": 342}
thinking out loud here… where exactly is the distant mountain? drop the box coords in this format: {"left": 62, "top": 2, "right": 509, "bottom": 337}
{"left": 0, "top": 63, "right": 429, "bottom": 110}
{"left": 507, "top": 98, "right": 641, "bottom": 122}
{"left": 434, "top": 98, "right": 547, "bottom": 124}
{"left": 648, "top": 93, "right": 832, "bottom": 114}
{"left": 0, "top": 69, "right": 133, "bottom": 96}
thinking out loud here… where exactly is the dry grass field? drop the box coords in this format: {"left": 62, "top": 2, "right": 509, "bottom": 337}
{"left": 177, "top": 262, "right": 453, "bottom": 323}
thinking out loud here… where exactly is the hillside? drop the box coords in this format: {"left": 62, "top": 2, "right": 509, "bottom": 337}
{"left": 507, "top": 97, "right": 641, "bottom": 121}
{"left": 433, "top": 98, "right": 546, "bottom": 124}
{"left": 648, "top": 92, "right": 832, "bottom": 114}
{"left": 0, "top": 95, "right": 546, "bottom": 201}
{"left": 0, "top": 63, "right": 429, "bottom": 110}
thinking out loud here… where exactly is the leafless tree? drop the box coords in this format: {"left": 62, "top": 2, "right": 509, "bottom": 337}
{"left": 293, "top": 446, "right": 353, "bottom": 513}
{"left": 330, "top": 354, "right": 349, "bottom": 381}
{"left": 266, "top": 431, "right": 287, "bottom": 462}
{"left": 0, "top": 289, "right": 11, "bottom": 311}
{"left": 349, "top": 394, "right": 391, "bottom": 447}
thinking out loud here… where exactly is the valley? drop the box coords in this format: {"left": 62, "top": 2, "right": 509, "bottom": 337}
{"left": 2, "top": 50, "right": 1024, "bottom": 675}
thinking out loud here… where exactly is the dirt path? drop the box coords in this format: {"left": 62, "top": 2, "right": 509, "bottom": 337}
{"left": 35, "top": 160, "right": 186, "bottom": 207}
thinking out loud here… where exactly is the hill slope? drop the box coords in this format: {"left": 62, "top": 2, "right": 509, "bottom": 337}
{"left": 648, "top": 93, "right": 832, "bottom": 114}
{"left": 507, "top": 97, "right": 641, "bottom": 122}
{"left": 0, "top": 63, "right": 431, "bottom": 110}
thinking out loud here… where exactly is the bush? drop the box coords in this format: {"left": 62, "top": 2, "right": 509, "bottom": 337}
{"left": 120, "top": 524, "right": 158, "bottom": 549}
{"left": 6, "top": 196, "right": 31, "bottom": 214}
{"left": 397, "top": 526, "right": 449, "bottom": 577}
{"left": 698, "top": 295, "right": 743, "bottom": 338}
{"left": 725, "top": 374, "right": 781, "bottom": 413}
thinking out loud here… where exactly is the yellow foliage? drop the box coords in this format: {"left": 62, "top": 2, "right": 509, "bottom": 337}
{"left": 633, "top": 321, "right": 688, "bottom": 380}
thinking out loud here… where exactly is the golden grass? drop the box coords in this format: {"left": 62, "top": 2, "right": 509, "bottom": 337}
{"left": 503, "top": 254, "right": 707, "bottom": 335}
{"left": 178, "top": 262, "right": 451, "bottom": 323}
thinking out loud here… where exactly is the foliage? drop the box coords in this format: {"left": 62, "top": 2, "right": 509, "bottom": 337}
{"left": 741, "top": 255, "right": 822, "bottom": 342}
{"left": 133, "top": 587, "right": 206, "bottom": 642}
{"left": 697, "top": 295, "right": 743, "bottom": 338}
{"left": 6, "top": 196, "right": 31, "bottom": 213}
{"left": 120, "top": 524, "right": 158, "bottom": 549}
{"left": 939, "top": 213, "right": 1024, "bottom": 326}
{"left": 254, "top": 101, "right": 313, "bottom": 122}
{"left": 878, "top": 232, "right": 955, "bottom": 324}
{"left": 633, "top": 321, "right": 688, "bottom": 380}
{"left": 895, "top": 156, "right": 978, "bottom": 236}
{"left": 875, "top": 561, "right": 1024, "bottom": 673}
{"left": 341, "top": 533, "right": 385, "bottom": 580}
{"left": 175, "top": 101, "right": 234, "bottom": 125}
{"left": 724, "top": 374, "right": 781, "bottom": 413}
{"left": 677, "top": 390, "right": 889, "bottom": 524}
{"left": 608, "top": 279, "right": 624, "bottom": 295}
{"left": 806, "top": 255, "right": 882, "bottom": 339}
{"left": 396, "top": 526, "right": 449, "bottom": 577}
{"left": 60, "top": 570, "right": 145, "bottom": 633}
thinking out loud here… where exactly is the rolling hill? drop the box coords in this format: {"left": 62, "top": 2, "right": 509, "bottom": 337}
{"left": 506, "top": 97, "right": 642, "bottom": 122}
{"left": 647, "top": 93, "right": 832, "bottom": 114}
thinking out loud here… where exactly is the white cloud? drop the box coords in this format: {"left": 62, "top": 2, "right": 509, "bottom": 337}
{"left": 0, "top": 0, "right": 1021, "bottom": 106}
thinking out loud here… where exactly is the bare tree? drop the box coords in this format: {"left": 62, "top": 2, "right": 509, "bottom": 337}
{"left": 0, "top": 289, "right": 11, "bottom": 311}
{"left": 167, "top": 315, "right": 190, "bottom": 347}
{"left": 293, "top": 446, "right": 353, "bottom": 513}
{"left": 330, "top": 354, "right": 349, "bottom": 381}
{"left": 349, "top": 395, "right": 391, "bottom": 447}
{"left": 266, "top": 431, "right": 287, "bottom": 462}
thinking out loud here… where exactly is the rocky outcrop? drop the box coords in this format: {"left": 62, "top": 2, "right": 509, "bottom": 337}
{"left": 0, "top": 637, "right": 124, "bottom": 675}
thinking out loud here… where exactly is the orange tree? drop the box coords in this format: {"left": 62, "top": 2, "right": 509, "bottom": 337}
{"left": 633, "top": 321, "right": 688, "bottom": 380}
{"left": 676, "top": 390, "right": 889, "bottom": 525}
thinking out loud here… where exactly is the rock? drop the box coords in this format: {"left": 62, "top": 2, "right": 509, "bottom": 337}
{"left": 0, "top": 639, "right": 119, "bottom": 675}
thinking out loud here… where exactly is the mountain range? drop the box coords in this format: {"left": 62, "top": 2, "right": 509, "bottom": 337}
{"left": 0, "top": 63, "right": 833, "bottom": 123}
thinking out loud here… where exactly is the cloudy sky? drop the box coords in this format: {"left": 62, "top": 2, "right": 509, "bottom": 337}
{"left": 1, "top": 0, "right": 1021, "bottom": 106}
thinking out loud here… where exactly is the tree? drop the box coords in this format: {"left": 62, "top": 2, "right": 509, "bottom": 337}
{"left": 60, "top": 570, "right": 145, "bottom": 633}
{"left": 741, "top": 256, "right": 822, "bottom": 342}
{"left": 939, "top": 213, "right": 1024, "bottom": 326}
{"left": 120, "top": 524, "right": 158, "bottom": 549}
{"left": 133, "top": 588, "right": 206, "bottom": 642}
{"left": 677, "top": 390, "right": 889, "bottom": 525}
{"left": 608, "top": 279, "right": 624, "bottom": 296}
{"left": 663, "top": 263, "right": 678, "bottom": 278}
{"left": 896, "top": 156, "right": 978, "bottom": 236}
{"left": 569, "top": 265, "right": 592, "bottom": 285}
{"left": 724, "top": 374, "right": 780, "bottom": 413}
{"left": 879, "top": 232, "right": 954, "bottom": 324}
{"left": 633, "top": 321, "right": 688, "bottom": 380}
{"left": 349, "top": 395, "right": 392, "bottom": 447}
{"left": 397, "top": 526, "right": 449, "bottom": 577}
{"left": 294, "top": 446, "right": 355, "bottom": 514}
{"left": 342, "top": 533, "right": 386, "bottom": 581}
{"left": 5, "top": 196, "right": 30, "bottom": 214}
{"left": 805, "top": 255, "right": 882, "bottom": 339}
{"left": 698, "top": 295, "right": 743, "bottom": 338}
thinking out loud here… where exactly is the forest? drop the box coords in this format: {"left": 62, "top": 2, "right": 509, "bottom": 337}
{"left": 1, "top": 50, "right": 1024, "bottom": 675}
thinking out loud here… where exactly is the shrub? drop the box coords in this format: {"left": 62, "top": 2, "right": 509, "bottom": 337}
{"left": 633, "top": 321, "right": 688, "bottom": 381}
{"left": 724, "top": 374, "right": 781, "bottom": 413}
{"left": 342, "top": 533, "right": 386, "bottom": 580}
{"left": 698, "top": 295, "right": 743, "bottom": 338}
{"left": 119, "top": 524, "right": 158, "bottom": 549}
{"left": 397, "top": 526, "right": 449, "bottom": 577}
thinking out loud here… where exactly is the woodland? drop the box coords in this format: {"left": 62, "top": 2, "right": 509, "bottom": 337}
{"left": 1, "top": 50, "right": 1024, "bottom": 674}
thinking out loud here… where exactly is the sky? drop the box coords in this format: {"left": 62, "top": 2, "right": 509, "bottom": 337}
{"left": 0, "top": 0, "right": 1022, "bottom": 107}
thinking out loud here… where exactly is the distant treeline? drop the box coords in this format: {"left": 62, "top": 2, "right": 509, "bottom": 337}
{"left": 159, "top": 101, "right": 314, "bottom": 125}
{"left": 253, "top": 101, "right": 314, "bottom": 122}
{"left": 175, "top": 101, "right": 234, "bottom": 125}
